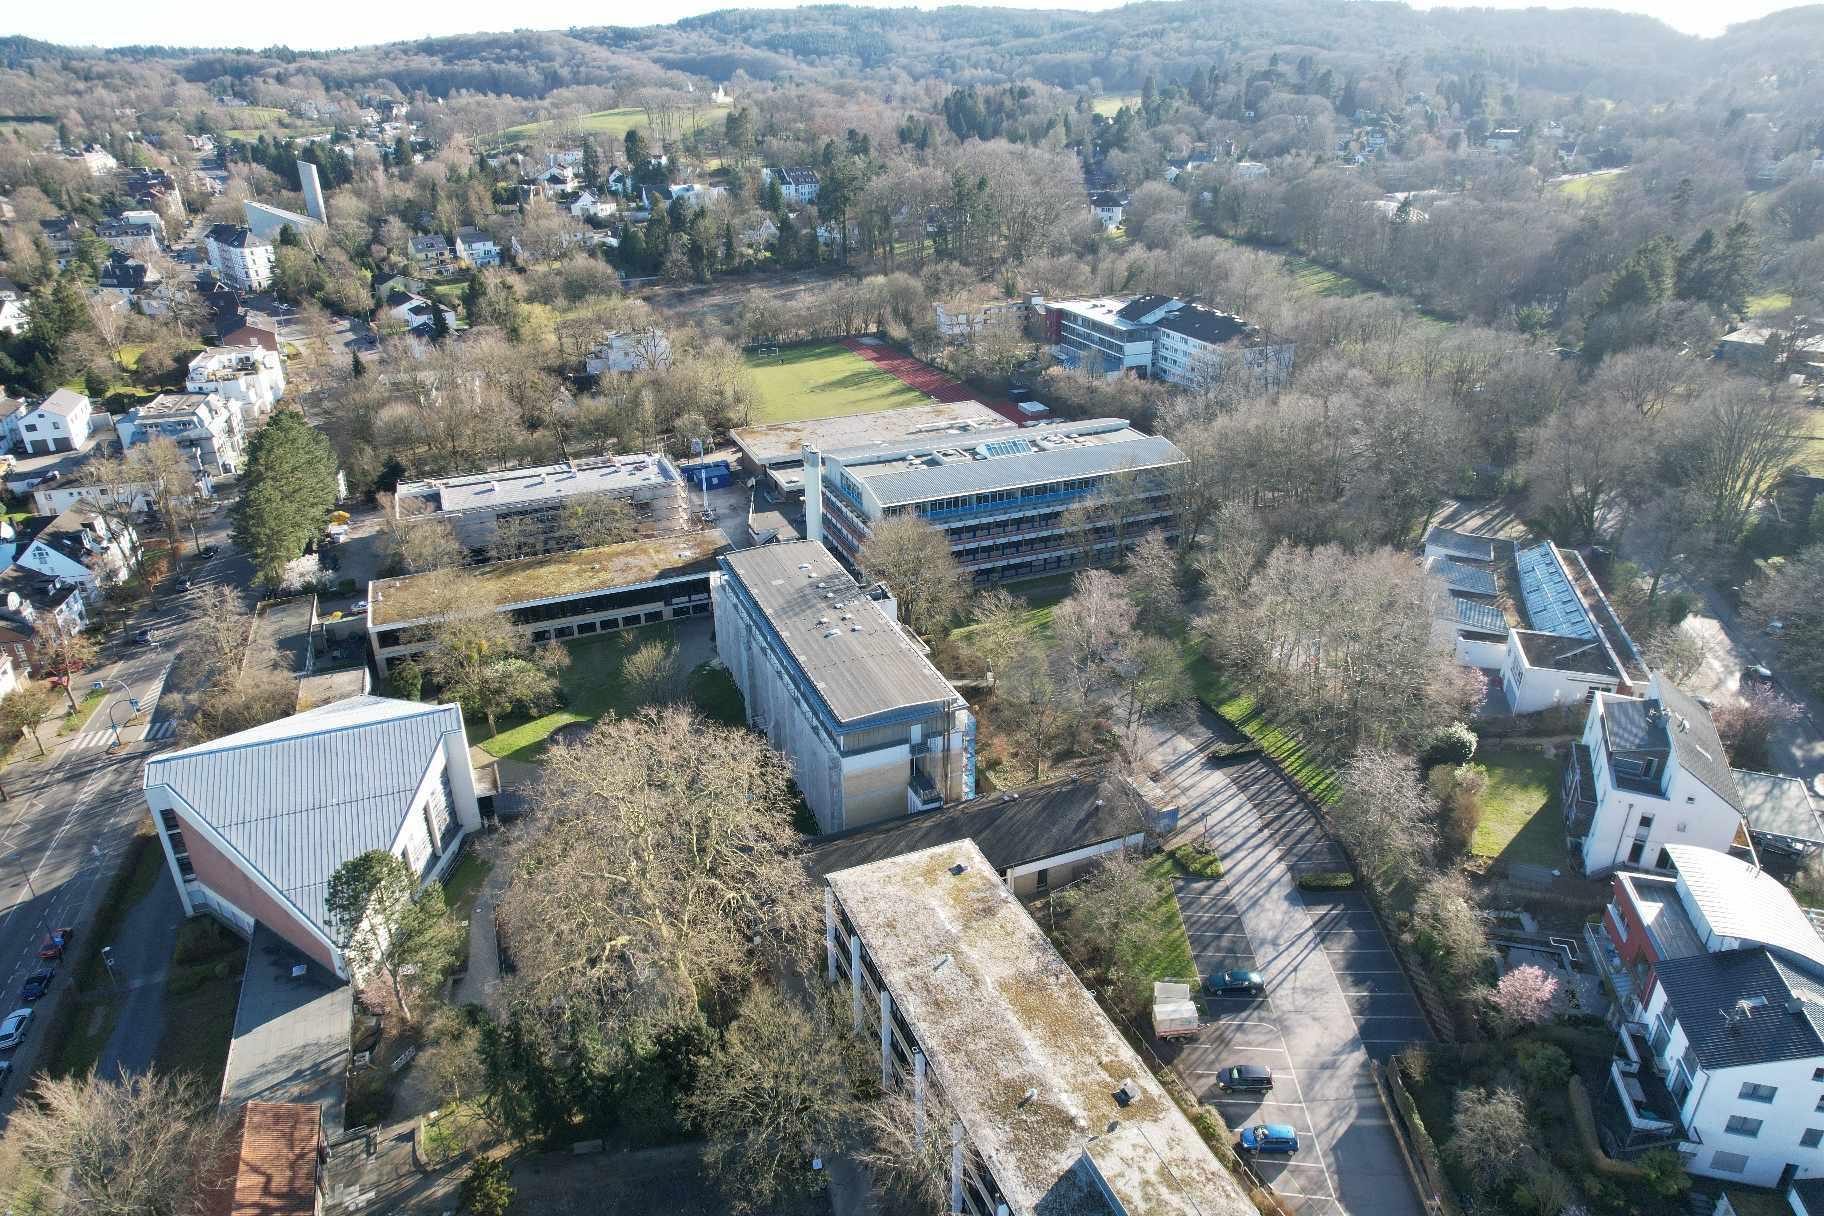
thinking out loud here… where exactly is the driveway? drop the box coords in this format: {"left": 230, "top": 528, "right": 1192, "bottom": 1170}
{"left": 1143, "top": 707, "right": 1427, "bottom": 1216}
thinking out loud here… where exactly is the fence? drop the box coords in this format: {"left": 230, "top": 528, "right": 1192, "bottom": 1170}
{"left": 1382, "top": 1057, "right": 1461, "bottom": 1216}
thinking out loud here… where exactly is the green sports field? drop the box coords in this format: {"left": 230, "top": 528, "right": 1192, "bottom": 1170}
{"left": 743, "top": 342, "right": 931, "bottom": 424}
{"left": 494, "top": 104, "right": 729, "bottom": 148}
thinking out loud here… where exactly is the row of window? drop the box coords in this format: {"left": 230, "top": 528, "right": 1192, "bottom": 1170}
{"left": 1723, "top": 1113, "right": 1824, "bottom": 1148}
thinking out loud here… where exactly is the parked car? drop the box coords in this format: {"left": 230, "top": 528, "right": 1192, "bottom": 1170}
{"left": 176, "top": 576, "right": 193, "bottom": 592}
{"left": 199, "top": 544, "right": 220, "bottom": 558}
{"left": 1204, "top": 968, "right": 1267, "bottom": 998}
{"left": 1239, "top": 1123, "right": 1300, "bottom": 1154}
{"left": 1742, "top": 664, "right": 1774, "bottom": 687}
{"left": 1218, "top": 1064, "right": 1275, "bottom": 1093}
{"left": 132, "top": 629, "right": 157, "bottom": 645}
{"left": 20, "top": 969, "right": 53, "bottom": 1002}
{"left": 37, "top": 928, "right": 74, "bottom": 960}
{"left": 0, "top": 1008, "right": 33, "bottom": 1050}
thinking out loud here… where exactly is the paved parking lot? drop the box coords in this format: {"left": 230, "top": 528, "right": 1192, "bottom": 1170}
{"left": 1143, "top": 708, "right": 1429, "bottom": 1216}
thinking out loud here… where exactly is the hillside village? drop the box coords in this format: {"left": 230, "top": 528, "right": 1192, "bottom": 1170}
{"left": 0, "top": 4, "right": 1822, "bottom": 1215}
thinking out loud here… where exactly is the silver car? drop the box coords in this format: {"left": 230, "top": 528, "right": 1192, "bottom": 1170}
{"left": 0, "top": 1007, "right": 34, "bottom": 1050}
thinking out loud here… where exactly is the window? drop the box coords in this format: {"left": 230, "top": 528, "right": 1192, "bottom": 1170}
{"left": 1627, "top": 840, "right": 1646, "bottom": 865}
{"left": 1725, "top": 1116, "right": 1764, "bottom": 1138}
{"left": 1804, "top": 1130, "right": 1824, "bottom": 1149}
{"left": 1740, "top": 1082, "right": 1779, "bottom": 1103}
{"left": 1815, "top": 1095, "right": 1824, "bottom": 1113}
{"left": 1814, "top": 1067, "right": 1824, "bottom": 1082}
{"left": 1710, "top": 1151, "right": 1750, "bottom": 1174}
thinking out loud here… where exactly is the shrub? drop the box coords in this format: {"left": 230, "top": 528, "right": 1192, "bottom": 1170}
{"left": 1489, "top": 965, "right": 1559, "bottom": 1033}
{"left": 1431, "top": 762, "right": 1488, "bottom": 856}
{"left": 1661, "top": 592, "right": 1694, "bottom": 627}
{"left": 1446, "top": 1086, "right": 1527, "bottom": 1196}
{"left": 1636, "top": 1147, "right": 1691, "bottom": 1200}
{"left": 1296, "top": 871, "right": 1357, "bottom": 891}
{"left": 1512, "top": 1040, "right": 1571, "bottom": 1093}
{"left": 1169, "top": 845, "right": 1224, "bottom": 878}
{"left": 389, "top": 660, "right": 423, "bottom": 701}
{"left": 1424, "top": 722, "right": 1478, "bottom": 768}
{"left": 1509, "top": 1165, "right": 1572, "bottom": 1216}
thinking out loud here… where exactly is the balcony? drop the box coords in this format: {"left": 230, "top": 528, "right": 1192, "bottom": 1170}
{"left": 1584, "top": 920, "right": 1635, "bottom": 1011}
{"left": 908, "top": 770, "right": 943, "bottom": 814}
{"left": 1597, "top": 1024, "right": 1692, "bottom": 1157}
{"left": 1564, "top": 743, "right": 1598, "bottom": 843}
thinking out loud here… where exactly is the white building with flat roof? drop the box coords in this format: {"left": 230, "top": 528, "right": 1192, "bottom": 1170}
{"left": 823, "top": 838, "right": 1253, "bottom": 1216}
{"left": 186, "top": 345, "right": 286, "bottom": 415}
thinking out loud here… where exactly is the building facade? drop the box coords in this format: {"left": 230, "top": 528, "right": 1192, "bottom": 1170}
{"left": 117, "top": 392, "right": 245, "bottom": 475}
{"left": 808, "top": 417, "right": 1186, "bottom": 588}
{"left": 141, "top": 696, "right": 482, "bottom": 979}
{"left": 186, "top": 345, "right": 286, "bottom": 415}
{"left": 714, "top": 540, "right": 974, "bottom": 834}
{"left": 205, "top": 224, "right": 275, "bottom": 293}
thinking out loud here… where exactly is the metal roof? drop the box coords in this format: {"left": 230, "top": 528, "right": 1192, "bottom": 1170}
{"left": 1654, "top": 947, "right": 1824, "bottom": 1071}
{"left": 1423, "top": 526, "right": 1497, "bottom": 562}
{"left": 857, "top": 434, "right": 1186, "bottom": 509}
{"left": 1454, "top": 596, "right": 1507, "bottom": 634}
{"left": 717, "top": 541, "right": 964, "bottom": 727}
{"left": 1426, "top": 556, "right": 1497, "bottom": 597}
{"left": 1514, "top": 542, "right": 1596, "bottom": 639}
{"left": 1667, "top": 843, "right": 1824, "bottom": 968}
{"left": 825, "top": 840, "right": 1251, "bottom": 1216}
{"left": 144, "top": 697, "right": 464, "bottom": 936}
{"left": 395, "top": 454, "right": 677, "bottom": 517}
{"left": 1735, "top": 770, "right": 1821, "bottom": 844}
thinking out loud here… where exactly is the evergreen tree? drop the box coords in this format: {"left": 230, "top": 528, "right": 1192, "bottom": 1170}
{"left": 624, "top": 127, "right": 649, "bottom": 169}
{"left": 350, "top": 349, "right": 366, "bottom": 378}
{"left": 231, "top": 409, "right": 339, "bottom": 589}
{"left": 430, "top": 298, "right": 451, "bottom": 341}
{"left": 580, "top": 137, "right": 602, "bottom": 191}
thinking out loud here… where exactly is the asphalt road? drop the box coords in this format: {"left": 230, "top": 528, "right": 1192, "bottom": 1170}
{"left": 0, "top": 512, "right": 249, "bottom": 1117}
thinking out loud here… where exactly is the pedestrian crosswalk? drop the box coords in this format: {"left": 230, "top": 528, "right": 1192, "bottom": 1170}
{"left": 65, "top": 720, "right": 178, "bottom": 751}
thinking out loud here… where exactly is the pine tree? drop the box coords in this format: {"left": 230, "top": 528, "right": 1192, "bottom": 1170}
{"left": 350, "top": 349, "right": 366, "bottom": 378}
{"left": 231, "top": 409, "right": 339, "bottom": 589}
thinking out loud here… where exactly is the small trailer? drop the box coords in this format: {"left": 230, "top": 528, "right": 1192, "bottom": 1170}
{"left": 1153, "top": 981, "right": 1200, "bottom": 1040}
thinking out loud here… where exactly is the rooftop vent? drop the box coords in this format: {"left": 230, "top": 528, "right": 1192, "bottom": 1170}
{"left": 1018, "top": 1087, "right": 1038, "bottom": 1108}
{"left": 949, "top": 863, "right": 967, "bottom": 876}
{"left": 1113, "top": 1080, "right": 1137, "bottom": 1108}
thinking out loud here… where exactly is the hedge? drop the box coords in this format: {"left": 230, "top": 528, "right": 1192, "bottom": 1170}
{"left": 1567, "top": 1075, "right": 1648, "bottom": 1179}
{"left": 1169, "top": 845, "right": 1225, "bottom": 879}
{"left": 1297, "top": 870, "right": 1358, "bottom": 891}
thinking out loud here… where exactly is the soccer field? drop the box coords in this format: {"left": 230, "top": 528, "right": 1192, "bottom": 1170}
{"left": 744, "top": 342, "right": 931, "bottom": 424}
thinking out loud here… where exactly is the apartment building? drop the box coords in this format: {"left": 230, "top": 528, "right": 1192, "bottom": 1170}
{"left": 366, "top": 529, "right": 725, "bottom": 674}
{"left": 204, "top": 224, "right": 275, "bottom": 293}
{"left": 1046, "top": 294, "right": 1293, "bottom": 388}
{"left": 713, "top": 540, "right": 974, "bottom": 834}
{"left": 823, "top": 839, "right": 1252, "bottom": 1216}
{"left": 762, "top": 165, "right": 821, "bottom": 204}
{"left": 186, "top": 345, "right": 286, "bottom": 415}
{"left": 117, "top": 392, "right": 245, "bottom": 475}
{"left": 389, "top": 454, "right": 686, "bottom": 561}
{"left": 1588, "top": 844, "right": 1824, "bottom": 1187}
{"left": 807, "top": 417, "right": 1186, "bottom": 587}
{"left": 142, "top": 696, "right": 481, "bottom": 979}
{"left": 11, "top": 388, "right": 94, "bottom": 455}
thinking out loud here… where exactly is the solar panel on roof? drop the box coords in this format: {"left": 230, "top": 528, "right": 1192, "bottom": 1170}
{"left": 1515, "top": 543, "right": 1595, "bottom": 639}
{"left": 1454, "top": 597, "right": 1506, "bottom": 633}
{"left": 1429, "top": 558, "right": 1497, "bottom": 596}
{"left": 979, "top": 438, "right": 1033, "bottom": 458}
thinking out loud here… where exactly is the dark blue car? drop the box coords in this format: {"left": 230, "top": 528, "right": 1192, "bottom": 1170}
{"left": 20, "top": 969, "right": 52, "bottom": 1002}
{"left": 1240, "top": 1123, "right": 1300, "bottom": 1154}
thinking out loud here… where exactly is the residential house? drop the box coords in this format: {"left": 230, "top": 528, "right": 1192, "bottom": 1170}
{"left": 388, "top": 453, "right": 685, "bottom": 561}
{"left": 121, "top": 168, "right": 187, "bottom": 223}
{"left": 0, "top": 296, "right": 26, "bottom": 336}
{"left": 566, "top": 190, "right": 616, "bottom": 221}
{"left": 1233, "top": 160, "right": 1269, "bottom": 180}
{"left": 0, "top": 565, "right": 90, "bottom": 663}
{"left": 823, "top": 839, "right": 1253, "bottom": 1215}
{"left": 204, "top": 224, "right": 275, "bottom": 294}
{"left": 218, "top": 316, "right": 280, "bottom": 353}
{"left": 32, "top": 479, "right": 206, "bottom": 517}
{"left": 37, "top": 217, "right": 78, "bottom": 264}
{"left": 806, "top": 416, "right": 1186, "bottom": 587}
{"left": 11, "top": 504, "right": 138, "bottom": 598}
{"left": 117, "top": 392, "right": 245, "bottom": 475}
{"left": 95, "top": 219, "right": 159, "bottom": 258}
{"left": 64, "top": 144, "right": 118, "bottom": 176}
{"left": 366, "top": 528, "right": 723, "bottom": 674}
{"left": 96, "top": 250, "right": 158, "bottom": 292}
{"left": 714, "top": 539, "right": 975, "bottom": 834}
{"left": 1089, "top": 190, "right": 1128, "bottom": 227}
{"left": 584, "top": 329, "right": 672, "bottom": 375}
{"left": 187, "top": 346, "right": 286, "bottom": 415}
{"left": 666, "top": 182, "right": 725, "bottom": 210}
{"left": 142, "top": 696, "right": 482, "bottom": 979}
{"left": 762, "top": 166, "right": 821, "bottom": 204}
{"left": 14, "top": 389, "right": 94, "bottom": 456}
{"left": 1588, "top": 843, "right": 1824, "bottom": 1186}
{"left": 1485, "top": 128, "right": 1523, "bottom": 151}
{"left": 454, "top": 226, "right": 500, "bottom": 268}
{"left": 380, "top": 289, "right": 456, "bottom": 335}
{"left": 1562, "top": 673, "right": 1745, "bottom": 876}
{"left": 407, "top": 233, "right": 455, "bottom": 274}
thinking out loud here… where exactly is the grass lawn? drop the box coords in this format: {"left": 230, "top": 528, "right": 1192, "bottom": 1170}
{"left": 1800, "top": 414, "right": 1824, "bottom": 475}
{"left": 1283, "top": 253, "right": 1370, "bottom": 298}
{"left": 441, "top": 852, "right": 493, "bottom": 919}
{"left": 1747, "top": 290, "right": 1794, "bottom": 316}
{"left": 1468, "top": 747, "right": 1564, "bottom": 868}
{"left": 55, "top": 687, "right": 108, "bottom": 735}
{"left": 1186, "top": 651, "right": 1339, "bottom": 804}
{"left": 477, "top": 626, "right": 671, "bottom": 762}
{"left": 687, "top": 661, "right": 746, "bottom": 726}
{"left": 1092, "top": 95, "right": 1140, "bottom": 117}
{"left": 495, "top": 104, "right": 729, "bottom": 147}
{"left": 743, "top": 342, "right": 931, "bottom": 424}
{"left": 1554, "top": 172, "right": 1623, "bottom": 202}
{"left": 1132, "top": 854, "right": 1198, "bottom": 983}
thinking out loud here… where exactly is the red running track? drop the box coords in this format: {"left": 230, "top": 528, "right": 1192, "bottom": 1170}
{"left": 838, "top": 337, "right": 1026, "bottom": 424}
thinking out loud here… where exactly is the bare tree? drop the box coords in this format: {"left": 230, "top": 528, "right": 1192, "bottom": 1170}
{"left": 418, "top": 584, "right": 567, "bottom": 736}
{"left": 1051, "top": 569, "right": 1137, "bottom": 707}
{"left": 1447, "top": 1087, "right": 1528, "bottom": 1196}
{"left": 855, "top": 1088, "right": 960, "bottom": 1213}
{"left": 3, "top": 1071, "right": 234, "bottom": 1216}
{"left": 1332, "top": 747, "right": 1437, "bottom": 894}
{"left": 1413, "top": 871, "right": 1489, "bottom": 989}
{"left": 857, "top": 516, "right": 966, "bottom": 636}
{"left": 1109, "top": 632, "right": 1193, "bottom": 753}
{"left": 1522, "top": 394, "right": 1646, "bottom": 541}
{"left": 1745, "top": 543, "right": 1824, "bottom": 694}
{"left": 1674, "top": 381, "right": 1807, "bottom": 543}
{"left": 388, "top": 512, "right": 466, "bottom": 574}
{"left": 622, "top": 637, "right": 685, "bottom": 706}
{"left": 496, "top": 707, "right": 818, "bottom": 1037}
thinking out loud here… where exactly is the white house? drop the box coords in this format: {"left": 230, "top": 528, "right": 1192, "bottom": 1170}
{"left": 1563, "top": 673, "right": 1745, "bottom": 876}
{"left": 186, "top": 346, "right": 286, "bottom": 415}
{"left": 585, "top": 329, "right": 671, "bottom": 375}
{"left": 567, "top": 191, "right": 616, "bottom": 221}
{"left": 11, "top": 504, "right": 139, "bottom": 598}
{"left": 454, "top": 226, "right": 500, "bottom": 268}
{"left": 0, "top": 297, "right": 27, "bottom": 336}
{"left": 204, "top": 224, "right": 274, "bottom": 294}
{"left": 1090, "top": 191, "right": 1127, "bottom": 228}
{"left": 118, "top": 392, "right": 245, "bottom": 476}
{"left": 762, "top": 166, "right": 820, "bottom": 205}
{"left": 14, "top": 389, "right": 94, "bottom": 456}
{"left": 1151, "top": 302, "right": 1295, "bottom": 390}
{"left": 142, "top": 697, "right": 482, "bottom": 980}
{"left": 0, "top": 652, "right": 18, "bottom": 703}
{"left": 1233, "top": 160, "right": 1269, "bottom": 180}
{"left": 1593, "top": 845, "right": 1824, "bottom": 1187}
{"left": 32, "top": 480, "right": 209, "bottom": 517}
{"left": 381, "top": 290, "right": 457, "bottom": 335}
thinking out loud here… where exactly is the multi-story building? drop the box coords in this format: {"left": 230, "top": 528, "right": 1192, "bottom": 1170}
{"left": 11, "top": 504, "right": 138, "bottom": 598}
{"left": 390, "top": 454, "right": 686, "bottom": 561}
{"left": 186, "top": 345, "right": 286, "bottom": 415}
{"left": 117, "top": 392, "right": 245, "bottom": 475}
{"left": 365, "top": 529, "right": 725, "bottom": 674}
{"left": 823, "top": 838, "right": 1252, "bottom": 1215}
{"left": 454, "top": 226, "right": 500, "bottom": 268}
{"left": 142, "top": 696, "right": 482, "bottom": 980}
{"left": 242, "top": 200, "right": 322, "bottom": 246}
{"left": 807, "top": 417, "right": 1186, "bottom": 587}
{"left": 1152, "top": 302, "right": 1296, "bottom": 389}
{"left": 11, "top": 388, "right": 94, "bottom": 456}
{"left": 1049, "top": 295, "right": 1176, "bottom": 376}
{"left": 761, "top": 166, "right": 820, "bottom": 204}
{"left": 1587, "top": 844, "right": 1824, "bottom": 1187}
{"left": 583, "top": 329, "right": 671, "bottom": 375}
{"left": 96, "top": 219, "right": 159, "bottom": 258}
{"left": 714, "top": 540, "right": 974, "bottom": 834}
{"left": 0, "top": 565, "right": 89, "bottom": 661}
{"left": 407, "top": 234, "right": 454, "bottom": 273}
{"left": 204, "top": 224, "right": 275, "bottom": 293}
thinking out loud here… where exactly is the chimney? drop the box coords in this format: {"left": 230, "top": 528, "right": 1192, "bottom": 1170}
{"left": 802, "top": 444, "right": 824, "bottom": 545}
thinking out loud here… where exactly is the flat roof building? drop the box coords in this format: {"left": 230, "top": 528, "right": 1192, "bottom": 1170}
{"left": 367, "top": 528, "right": 727, "bottom": 673}
{"left": 823, "top": 839, "right": 1251, "bottom": 1216}
{"left": 810, "top": 417, "right": 1185, "bottom": 588}
{"left": 391, "top": 454, "right": 686, "bottom": 561}
{"left": 714, "top": 539, "right": 973, "bottom": 833}
{"left": 730, "top": 400, "right": 1006, "bottom": 499}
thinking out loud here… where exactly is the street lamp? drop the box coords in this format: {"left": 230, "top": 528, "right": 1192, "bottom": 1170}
{"left": 6, "top": 851, "right": 38, "bottom": 903}
{"left": 94, "top": 678, "right": 142, "bottom": 750}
